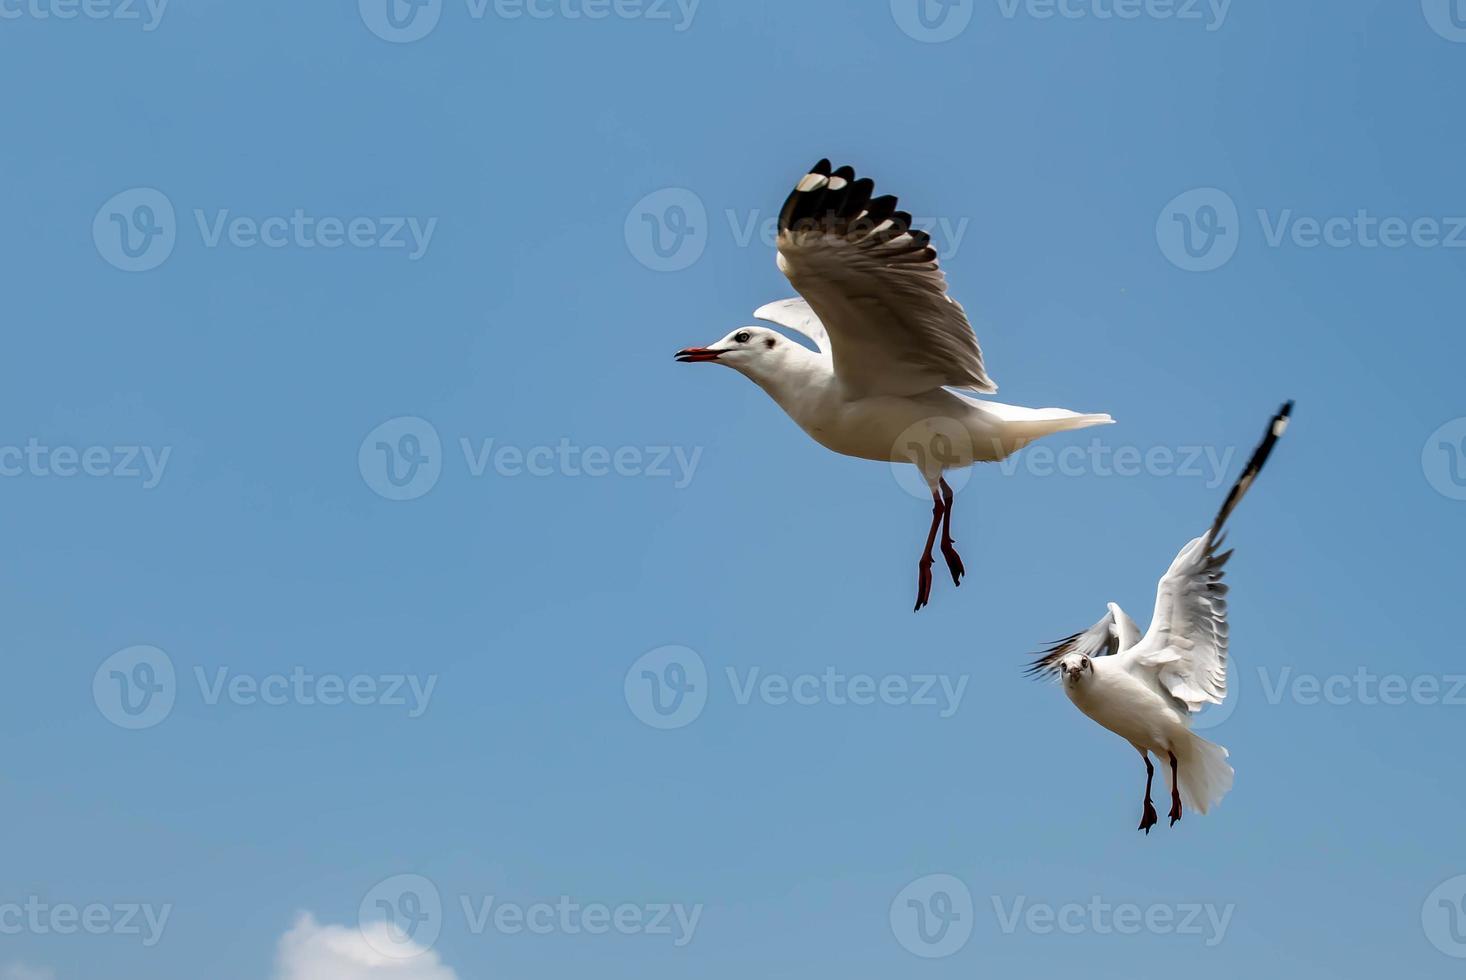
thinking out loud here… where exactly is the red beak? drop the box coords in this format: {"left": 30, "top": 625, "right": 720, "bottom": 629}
{"left": 675, "top": 347, "right": 724, "bottom": 363}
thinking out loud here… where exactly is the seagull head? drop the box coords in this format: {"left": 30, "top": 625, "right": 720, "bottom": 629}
{"left": 675, "top": 327, "right": 786, "bottom": 377}
{"left": 1058, "top": 653, "right": 1094, "bottom": 685}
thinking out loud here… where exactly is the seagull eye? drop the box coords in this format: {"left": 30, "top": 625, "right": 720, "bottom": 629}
{"left": 734, "top": 331, "right": 752, "bottom": 344}
{"left": 1081, "top": 658, "right": 1090, "bottom": 670}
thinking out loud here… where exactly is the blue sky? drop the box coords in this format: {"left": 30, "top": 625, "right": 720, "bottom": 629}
{"left": 3, "top": 0, "right": 1466, "bottom": 977}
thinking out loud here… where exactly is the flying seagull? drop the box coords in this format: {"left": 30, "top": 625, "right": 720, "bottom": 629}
{"left": 1026, "top": 402, "right": 1293, "bottom": 832}
{"left": 676, "top": 159, "right": 1113, "bottom": 610}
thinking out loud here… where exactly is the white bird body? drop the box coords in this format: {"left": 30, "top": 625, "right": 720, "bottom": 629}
{"left": 677, "top": 159, "right": 1113, "bottom": 609}
{"left": 1029, "top": 404, "right": 1292, "bottom": 829}
{"left": 729, "top": 326, "right": 1110, "bottom": 476}
{"left": 1067, "top": 652, "right": 1190, "bottom": 753}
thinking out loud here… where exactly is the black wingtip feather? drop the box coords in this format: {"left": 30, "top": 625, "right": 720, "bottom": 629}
{"left": 1207, "top": 400, "right": 1294, "bottom": 543}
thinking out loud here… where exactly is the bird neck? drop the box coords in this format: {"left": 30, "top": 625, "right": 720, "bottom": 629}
{"left": 738, "top": 344, "right": 832, "bottom": 423}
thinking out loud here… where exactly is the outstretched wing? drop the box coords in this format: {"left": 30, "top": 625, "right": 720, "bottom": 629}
{"left": 1125, "top": 402, "right": 1294, "bottom": 712}
{"left": 771, "top": 159, "right": 995, "bottom": 398}
{"left": 753, "top": 297, "right": 830, "bottom": 355}
{"left": 1025, "top": 607, "right": 1124, "bottom": 680}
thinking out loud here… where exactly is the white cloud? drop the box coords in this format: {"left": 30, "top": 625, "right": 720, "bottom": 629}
{"left": 274, "top": 913, "right": 459, "bottom": 980}
{"left": 1, "top": 966, "right": 56, "bottom": 980}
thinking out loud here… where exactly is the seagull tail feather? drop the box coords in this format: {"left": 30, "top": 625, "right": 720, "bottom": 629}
{"left": 1171, "top": 731, "right": 1234, "bottom": 816}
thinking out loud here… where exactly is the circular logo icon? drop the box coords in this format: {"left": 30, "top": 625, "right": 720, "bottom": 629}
{"left": 889, "top": 0, "right": 973, "bottom": 43}
{"left": 1422, "top": 418, "right": 1466, "bottom": 501}
{"left": 359, "top": 417, "right": 443, "bottom": 501}
{"left": 93, "top": 188, "right": 176, "bottom": 273}
{"left": 1422, "top": 874, "right": 1466, "bottom": 958}
{"left": 890, "top": 873, "right": 973, "bottom": 958}
{"left": 359, "top": 0, "right": 442, "bottom": 42}
{"left": 624, "top": 645, "right": 708, "bottom": 730}
{"left": 1156, "top": 188, "right": 1240, "bottom": 273}
{"left": 359, "top": 873, "right": 444, "bottom": 959}
{"left": 1422, "top": 0, "right": 1466, "bottom": 42}
{"left": 93, "top": 645, "right": 177, "bottom": 730}
{"left": 624, "top": 188, "right": 707, "bottom": 273}
{"left": 889, "top": 415, "right": 976, "bottom": 501}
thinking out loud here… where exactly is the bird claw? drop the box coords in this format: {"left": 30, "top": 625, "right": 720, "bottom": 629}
{"left": 1138, "top": 800, "right": 1159, "bottom": 834}
{"left": 914, "top": 559, "right": 934, "bottom": 612}
{"left": 1168, "top": 801, "right": 1183, "bottom": 827}
{"left": 941, "top": 541, "right": 964, "bottom": 587}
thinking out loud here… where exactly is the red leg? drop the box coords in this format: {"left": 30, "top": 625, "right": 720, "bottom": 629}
{"left": 1138, "top": 750, "right": 1159, "bottom": 834}
{"left": 1168, "top": 751, "right": 1183, "bottom": 826}
{"left": 914, "top": 488, "right": 944, "bottom": 612}
{"left": 938, "top": 478, "right": 964, "bottom": 587}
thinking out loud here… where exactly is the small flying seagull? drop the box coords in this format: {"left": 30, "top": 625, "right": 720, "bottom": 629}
{"left": 1026, "top": 402, "right": 1293, "bottom": 832}
{"left": 676, "top": 160, "right": 1113, "bottom": 610}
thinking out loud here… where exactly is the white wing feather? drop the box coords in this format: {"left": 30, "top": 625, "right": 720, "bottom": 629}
{"left": 753, "top": 297, "right": 830, "bottom": 355}
{"left": 1118, "top": 401, "right": 1294, "bottom": 712}
{"left": 1125, "top": 534, "right": 1231, "bottom": 711}
{"left": 771, "top": 161, "right": 995, "bottom": 399}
